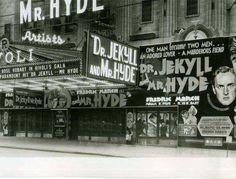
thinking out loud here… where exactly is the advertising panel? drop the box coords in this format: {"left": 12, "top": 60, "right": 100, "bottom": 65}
{"left": 53, "top": 110, "right": 67, "bottom": 138}
{"left": 87, "top": 32, "right": 139, "bottom": 85}
{"left": 71, "top": 88, "right": 131, "bottom": 108}
{"left": 13, "top": 88, "right": 44, "bottom": 108}
{"left": 139, "top": 37, "right": 236, "bottom": 138}
{"left": 44, "top": 88, "right": 72, "bottom": 109}
{"left": 198, "top": 116, "right": 233, "bottom": 137}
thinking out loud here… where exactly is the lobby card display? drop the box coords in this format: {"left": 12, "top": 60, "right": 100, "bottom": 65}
{"left": 53, "top": 110, "right": 67, "bottom": 138}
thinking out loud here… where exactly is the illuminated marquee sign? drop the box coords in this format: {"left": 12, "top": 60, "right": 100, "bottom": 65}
{"left": 87, "top": 32, "right": 138, "bottom": 85}
{"left": 0, "top": 49, "right": 34, "bottom": 64}
{"left": 0, "top": 38, "right": 9, "bottom": 52}
{"left": 0, "top": 59, "right": 81, "bottom": 80}
{"left": 22, "top": 31, "right": 65, "bottom": 45}
{"left": 20, "top": 0, "right": 104, "bottom": 24}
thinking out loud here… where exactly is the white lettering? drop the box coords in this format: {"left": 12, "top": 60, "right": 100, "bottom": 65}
{"left": 20, "top": 0, "right": 32, "bottom": 24}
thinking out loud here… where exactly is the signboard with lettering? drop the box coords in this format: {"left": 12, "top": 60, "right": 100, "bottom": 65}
{"left": 53, "top": 110, "right": 67, "bottom": 138}
{"left": 71, "top": 89, "right": 130, "bottom": 108}
{"left": 198, "top": 116, "right": 233, "bottom": 137}
{"left": 13, "top": 88, "right": 44, "bottom": 108}
{"left": 140, "top": 37, "right": 236, "bottom": 139}
{"left": 0, "top": 92, "right": 13, "bottom": 108}
{"left": 0, "top": 59, "right": 81, "bottom": 80}
{"left": 3, "top": 93, "right": 13, "bottom": 108}
{"left": 87, "top": 32, "right": 139, "bottom": 85}
{"left": 19, "top": 0, "right": 104, "bottom": 24}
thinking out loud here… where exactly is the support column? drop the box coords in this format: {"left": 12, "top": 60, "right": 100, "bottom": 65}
{"left": 166, "top": 0, "right": 177, "bottom": 37}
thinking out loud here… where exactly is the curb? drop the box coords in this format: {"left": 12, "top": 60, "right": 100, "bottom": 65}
{"left": 0, "top": 145, "right": 124, "bottom": 158}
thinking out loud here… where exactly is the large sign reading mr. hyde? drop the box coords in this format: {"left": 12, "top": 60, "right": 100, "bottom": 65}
{"left": 71, "top": 89, "right": 129, "bottom": 108}
{"left": 20, "top": 0, "right": 104, "bottom": 24}
{"left": 87, "top": 33, "right": 139, "bottom": 85}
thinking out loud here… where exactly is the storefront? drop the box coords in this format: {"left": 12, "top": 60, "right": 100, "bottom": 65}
{"left": 68, "top": 88, "right": 178, "bottom": 146}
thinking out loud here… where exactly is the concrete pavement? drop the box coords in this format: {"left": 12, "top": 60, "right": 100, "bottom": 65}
{"left": 0, "top": 136, "right": 236, "bottom": 158}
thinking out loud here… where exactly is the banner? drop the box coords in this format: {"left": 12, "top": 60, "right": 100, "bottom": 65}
{"left": 87, "top": 32, "right": 139, "bottom": 85}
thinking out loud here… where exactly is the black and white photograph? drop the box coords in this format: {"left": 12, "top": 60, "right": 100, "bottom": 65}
{"left": 1, "top": 0, "right": 236, "bottom": 178}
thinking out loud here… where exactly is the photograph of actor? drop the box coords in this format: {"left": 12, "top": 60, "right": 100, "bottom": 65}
{"left": 197, "top": 66, "right": 236, "bottom": 124}
{"left": 212, "top": 66, "right": 236, "bottom": 106}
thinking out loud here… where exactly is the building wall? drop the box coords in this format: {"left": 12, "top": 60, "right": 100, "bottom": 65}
{"left": 0, "top": 0, "right": 235, "bottom": 46}
{"left": 0, "top": 0, "right": 18, "bottom": 41}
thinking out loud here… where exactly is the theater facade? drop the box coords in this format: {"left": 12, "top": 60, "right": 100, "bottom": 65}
{"left": 1, "top": 31, "right": 236, "bottom": 150}
{"left": 1, "top": 0, "right": 236, "bottom": 150}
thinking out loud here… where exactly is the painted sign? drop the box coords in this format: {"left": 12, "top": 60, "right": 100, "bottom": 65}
{"left": 20, "top": 0, "right": 104, "bottom": 24}
{"left": 71, "top": 92, "right": 128, "bottom": 108}
{"left": 139, "top": 38, "right": 229, "bottom": 93}
{"left": 13, "top": 88, "right": 44, "bottom": 108}
{"left": 0, "top": 59, "right": 81, "bottom": 80}
{"left": 140, "top": 37, "right": 236, "bottom": 140}
{"left": 87, "top": 32, "right": 139, "bottom": 85}
{"left": 44, "top": 88, "right": 72, "bottom": 109}
{"left": 178, "top": 124, "right": 197, "bottom": 137}
{"left": 198, "top": 116, "right": 233, "bottom": 137}
{"left": 3, "top": 93, "right": 13, "bottom": 108}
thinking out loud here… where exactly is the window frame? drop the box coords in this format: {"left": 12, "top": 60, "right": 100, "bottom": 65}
{"left": 141, "top": 0, "right": 153, "bottom": 24}
{"left": 186, "top": 0, "right": 200, "bottom": 17}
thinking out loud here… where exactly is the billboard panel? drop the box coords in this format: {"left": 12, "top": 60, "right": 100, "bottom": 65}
{"left": 87, "top": 32, "right": 139, "bottom": 85}
{"left": 139, "top": 37, "right": 236, "bottom": 138}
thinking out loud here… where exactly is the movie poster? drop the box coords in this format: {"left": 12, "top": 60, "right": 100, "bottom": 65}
{"left": 139, "top": 37, "right": 236, "bottom": 138}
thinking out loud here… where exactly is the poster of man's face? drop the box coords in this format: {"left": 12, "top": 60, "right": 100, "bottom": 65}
{"left": 212, "top": 67, "right": 236, "bottom": 106}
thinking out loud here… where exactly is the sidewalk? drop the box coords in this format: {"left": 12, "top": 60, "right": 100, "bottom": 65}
{"left": 0, "top": 136, "right": 236, "bottom": 158}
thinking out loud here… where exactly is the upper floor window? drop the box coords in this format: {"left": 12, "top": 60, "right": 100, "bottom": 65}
{"left": 186, "top": 0, "right": 199, "bottom": 16}
{"left": 142, "top": 0, "right": 152, "bottom": 22}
